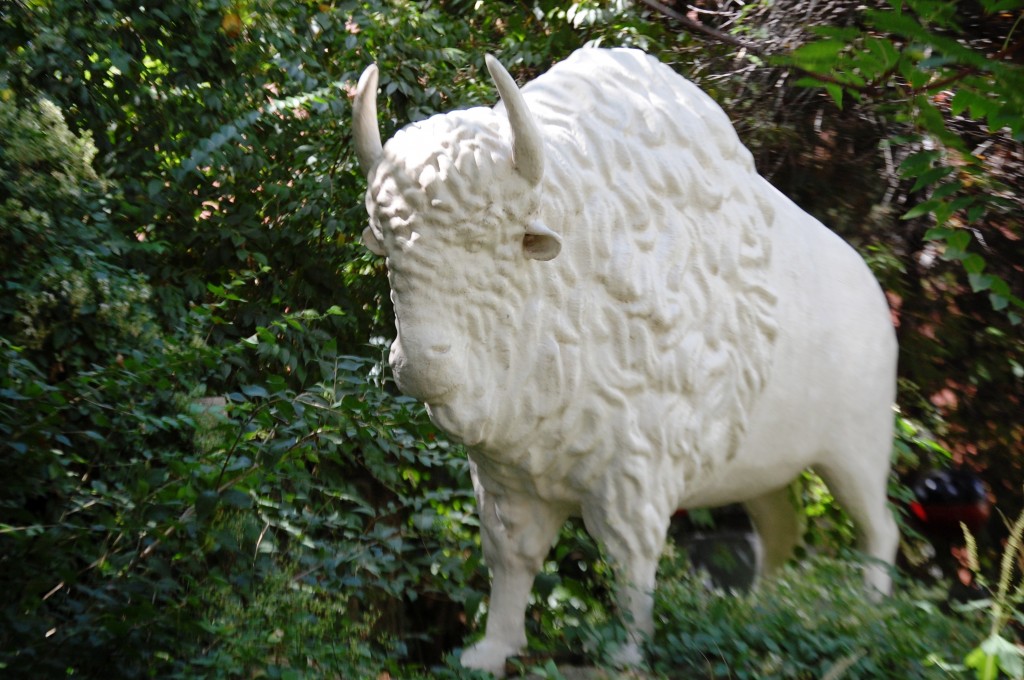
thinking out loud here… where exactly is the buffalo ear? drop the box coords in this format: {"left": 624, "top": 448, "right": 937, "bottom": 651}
{"left": 523, "top": 219, "right": 561, "bottom": 261}
{"left": 362, "top": 225, "right": 386, "bottom": 256}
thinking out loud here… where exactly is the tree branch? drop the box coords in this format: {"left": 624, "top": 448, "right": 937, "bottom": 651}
{"left": 637, "top": 0, "right": 763, "bottom": 55}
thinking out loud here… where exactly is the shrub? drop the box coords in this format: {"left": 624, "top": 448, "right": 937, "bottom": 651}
{"left": 0, "top": 321, "right": 492, "bottom": 676}
{"left": 0, "top": 93, "right": 487, "bottom": 676}
{"left": 0, "top": 94, "right": 188, "bottom": 676}
{"left": 648, "top": 552, "right": 976, "bottom": 679}
{"left": 0, "top": 97, "right": 157, "bottom": 377}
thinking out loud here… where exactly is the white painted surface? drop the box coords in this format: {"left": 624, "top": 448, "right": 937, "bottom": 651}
{"left": 354, "top": 47, "right": 899, "bottom": 676}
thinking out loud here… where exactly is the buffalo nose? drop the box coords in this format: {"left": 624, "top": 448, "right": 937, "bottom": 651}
{"left": 388, "top": 334, "right": 459, "bottom": 404}
{"left": 388, "top": 337, "right": 452, "bottom": 362}
{"left": 428, "top": 343, "right": 451, "bottom": 357}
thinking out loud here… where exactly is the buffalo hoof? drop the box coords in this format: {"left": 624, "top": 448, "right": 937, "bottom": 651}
{"left": 461, "top": 638, "right": 521, "bottom": 677}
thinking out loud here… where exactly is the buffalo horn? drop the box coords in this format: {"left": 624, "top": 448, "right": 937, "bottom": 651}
{"left": 353, "top": 64, "right": 383, "bottom": 175}
{"left": 485, "top": 54, "right": 544, "bottom": 186}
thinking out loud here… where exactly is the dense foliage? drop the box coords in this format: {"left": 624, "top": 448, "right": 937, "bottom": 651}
{"left": 649, "top": 556, "right": 977, "bottom": 679}
{"left": 1, "top": 0, "right": 1021, "bottom": 677}
{"left": 776, "top": 0, "right": 1024, "bottom": 532}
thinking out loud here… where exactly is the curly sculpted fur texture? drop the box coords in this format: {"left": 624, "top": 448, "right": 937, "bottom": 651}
{"left": 367, "top": 51, "right": 778, "bottom": 508}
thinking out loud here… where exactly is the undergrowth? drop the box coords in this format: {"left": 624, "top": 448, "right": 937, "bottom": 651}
{"left": 646, "top": 551, "right": 976, "bottom": 680}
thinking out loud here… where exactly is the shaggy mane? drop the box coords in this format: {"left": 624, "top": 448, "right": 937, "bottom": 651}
{"left": 518, "top": 49, "right": 780, "bottom": 499}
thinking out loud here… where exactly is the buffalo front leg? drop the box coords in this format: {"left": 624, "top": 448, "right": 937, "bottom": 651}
{"left": 462, "top": 470, "right": 568, "bottom": 676}
{"left": 581, "top": 488, "right": 669, "bottom": 668}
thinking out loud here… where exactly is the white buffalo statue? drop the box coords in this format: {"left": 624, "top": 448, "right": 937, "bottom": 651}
{"left": 352, "top": 47, "right": 899, "bottom": 675}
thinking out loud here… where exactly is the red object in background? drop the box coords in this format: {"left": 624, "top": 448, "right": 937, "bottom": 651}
{"left": 911, "top": 469, "right": 991, "bottom": 537}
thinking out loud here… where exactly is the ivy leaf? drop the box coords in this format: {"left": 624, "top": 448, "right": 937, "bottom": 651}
{"left": 944, "top": 230, "right": 972, "bottom": 258}
{"left": 962, "top": 253, "right": 986, "bottom": 274}
{"left": 969, "top": 273, "right": 994, "bottom": 292}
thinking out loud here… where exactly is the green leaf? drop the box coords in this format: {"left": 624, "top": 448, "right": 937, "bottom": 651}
{"left": 945, "top": 194, "right": 975, "bottom": 213}
{"left": 962, "top": 253, "right": 986, "bottom": 274}
{"left": 220, "top": 488, "right": 252, "bottom": 509}
{"left": 951, "top": 89, "right": 992, "bottom": 118}
{"left": 900, "top": 150, "right": 942, "bottom": 177}
{"left": 924, "top": 226, "right": 954, "bottom": 240}
{"left": 990, "top": 277, "right": 1011, "bottom": 297}
{"left": 811, "top": 26, "right": 863, "bottom": 41}
{"left": 931, "top": 180, "right": 964, "bottom": 201}
{"left": 790, "top": 39, "right": 846, "bottom": 71}
{"left": 863, "top": 36, "right": 901, "bottom": 73}
{"left": 793, "top": 76, "right": 825, "bottom": 88}
{"left": 979, "top": 0, "right": 1024, "bottom": 10}
{"left": 195, "top": 489, "right": 219, "bottom": 519}
{"left": 866, "top": 8, "right": 925, "bottom": 37}
{"left": 241, "top": 384, "right": 269, "bottom": 398}
{"left": 948, "top": 230, "right": 972, "bottom": 252}
{"left": 969, "top": 273, "right": 993, "bottom": 292}
{"left": 911, "top": 165, "right": 955, "bottom": 191}
{"left": 825, "top": 83, "right": 844, "bottom": 109}
{"left": 902, "top": 198, "right": 941, "bottom": 220}
{"left": 980, "top": 635, "right": 1024, "bottom": 679}
{"left": 916, "top": 96, "right": 964, "bottom": 148}
{"left": 964, "top": 646, "right": 999, "bottom": 680}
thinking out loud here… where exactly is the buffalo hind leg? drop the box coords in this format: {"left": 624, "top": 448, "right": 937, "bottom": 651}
{"left": 816, "top": 458, "right": 899, "bottom": 597}
{"left": 744, "top": 485, "right": 802, "bottom": 575}
{"left": 461, "top": 485, "right": 567, "bottom": 677}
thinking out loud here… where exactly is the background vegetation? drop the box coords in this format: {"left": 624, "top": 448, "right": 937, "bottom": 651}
{"left": 1, "top": 0, "right": 1021, "bottom": 677}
